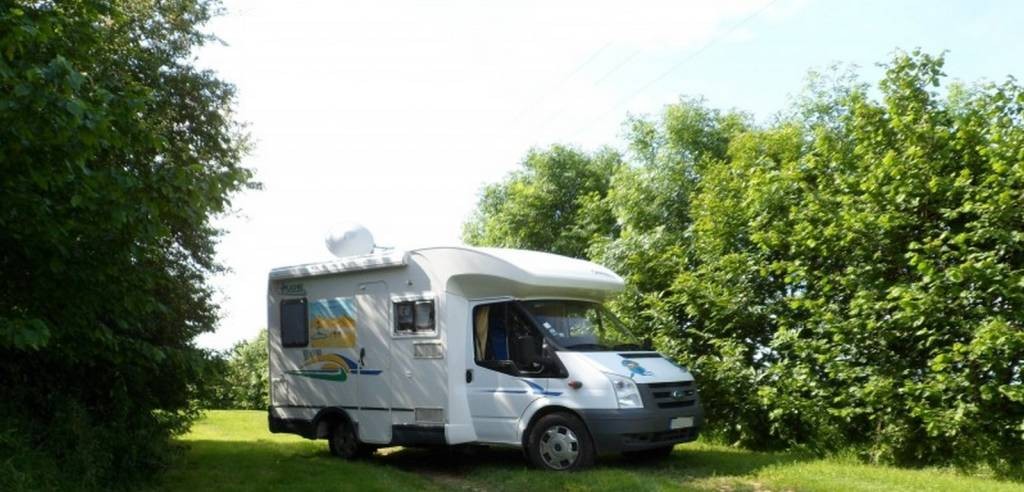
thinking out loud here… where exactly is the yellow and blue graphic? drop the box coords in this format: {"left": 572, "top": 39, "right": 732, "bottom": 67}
{"left": 286, "top": 350, "right": 382, "bottom": 382}
{"left": 310, "top": 297, "right": 357, "bottom": 348}
{"left": 622, "top": 359, "right": 653, "bottom": 378}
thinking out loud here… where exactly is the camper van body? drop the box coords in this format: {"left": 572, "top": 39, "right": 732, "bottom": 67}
{"left": 267, "top": 246, "right": 703, "bottom": 469}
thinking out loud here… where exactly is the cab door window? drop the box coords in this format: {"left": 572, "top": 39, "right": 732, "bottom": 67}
{"left": 473, "top": 302, "right": 545, "bottom": 374}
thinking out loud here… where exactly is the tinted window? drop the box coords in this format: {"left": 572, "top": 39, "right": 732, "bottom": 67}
{"left": 280, "top": 299, "right": 308, "bottom": 347}
{"left": 395, "top": 300, "right": 435, "bottom": 334}
{"left": 473, "top": 302, "right": 542, "bottom": 371}
{"left": 396, "top": 302, "right": 415, "bottom": 332}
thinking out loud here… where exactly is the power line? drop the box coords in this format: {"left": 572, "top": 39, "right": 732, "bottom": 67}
{"left": 517, "top": 36, "right": 653, "bottom": 138}
{"left": 510, "top": 41, "right": 614, "bottom": 123}
{"left": 563, "top": 41, "right": 616, "bottom": 87}
{"left": 531, "top": 45, "right": 646, "bottom": 137}
{"left": 591, "top": 48, "right": 643, "bottom": 86}
{"left": 571, "top": 0, "right": 780, "bottom": 140}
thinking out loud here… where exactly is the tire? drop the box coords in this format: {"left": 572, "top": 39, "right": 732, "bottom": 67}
{"left": 328, "top": 420, "right": 373, "bottom": 459}
{"left": 623, "top": 445, "right": 674, "bottom": 461}
{"left": 526, "top": 413, "right": 595, "bottom": 471}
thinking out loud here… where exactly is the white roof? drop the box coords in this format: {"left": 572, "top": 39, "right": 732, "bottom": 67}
{"left": 269, "top": 246, "right": 625, "bottom": 300}
{"left": 268, "top": 249, "right": 407, "bottom": 280}
{"left": 414, "top": 246, "right": 624, "bottom": 300}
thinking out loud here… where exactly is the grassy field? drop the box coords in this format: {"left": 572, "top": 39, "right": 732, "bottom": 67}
{"left": 155, "top": 410, "right": 1023, "bottom": 492}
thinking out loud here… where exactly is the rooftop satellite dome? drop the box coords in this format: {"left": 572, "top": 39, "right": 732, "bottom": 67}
{"left": 325, "top": 222, "right": 375, "bottom": 258}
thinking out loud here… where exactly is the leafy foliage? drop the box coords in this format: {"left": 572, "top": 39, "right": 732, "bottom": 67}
{"left": 200, "top": 330, "right": 270, "bottom": 410}
{"left": 464, "top": 51, "right": 1024, "bottom": 470}
{"left": 463, "top": 145, "right": 623, "bottom": 259}
{"left": 0, "top": 1, "right": 251, "bottom": 488}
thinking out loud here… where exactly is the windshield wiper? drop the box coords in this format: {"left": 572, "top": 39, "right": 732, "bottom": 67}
{"left": 565, "top": 343, "right": 610, "bottom": 350}
{"left": 612, "top": 343, "right": 645, "bottom": 350}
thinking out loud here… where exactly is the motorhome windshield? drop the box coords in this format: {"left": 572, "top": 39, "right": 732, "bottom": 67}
{"left": 521, "top": 300, "right": 643, "bottom": 351}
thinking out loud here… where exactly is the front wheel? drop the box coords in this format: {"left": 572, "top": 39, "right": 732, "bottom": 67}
{"left": 526, "top": 413, "right": 595, "bottom": 471}
{"left": 328, "top": 420, "right": 373, "bottom": 459}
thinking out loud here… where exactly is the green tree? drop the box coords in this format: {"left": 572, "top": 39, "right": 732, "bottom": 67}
{"left": 464, "top": 51, "right": 1024, "bottom": 470}
{"left": 196, "top": 349, "right": 234, "bottom": 410}
{"left": 198, "top": 330, "right": 268, "bottom": 410}
{"left": 0, "top": 1, "right": 251, "bottom": 488}
{"left": 225, "top": 330, "right": 269, "bottom": 410}
{"left": 666, "top": 51, "right": 1024, "bottom": 469}
{"left": 462, "top": 145, "right": 622, "bottom": 259}
{"left": 594, "top": 99, "right": 752, "bottom": 352}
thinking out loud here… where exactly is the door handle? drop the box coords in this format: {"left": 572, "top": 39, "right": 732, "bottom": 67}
{"left": 465, "top": 369, "right": 473, "bottom": 384}
{"left": 359, "top": 347, "right": 366, "bottom": 366}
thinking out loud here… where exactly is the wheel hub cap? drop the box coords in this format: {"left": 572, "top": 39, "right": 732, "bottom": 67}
{"left": 539, "top": 425, "right": 579, "bottom": 470}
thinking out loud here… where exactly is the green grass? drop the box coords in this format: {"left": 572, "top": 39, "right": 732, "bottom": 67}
{"left": 155, "top": 410, "right": 1024, "bottom": 492}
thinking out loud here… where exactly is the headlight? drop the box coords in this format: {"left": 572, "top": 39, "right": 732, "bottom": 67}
{"left": 605, "top": 373, "right": 643, "bottom": 409}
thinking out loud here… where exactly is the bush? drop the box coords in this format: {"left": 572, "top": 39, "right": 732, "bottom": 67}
{"left": 199, "top": 330, "right": 270, "bottom": 410}
{"left": 464, "top": 51, "right": 1024, "bottom": 471}
{"left": 0, "top": 1, "right": 250, "bottom": 488}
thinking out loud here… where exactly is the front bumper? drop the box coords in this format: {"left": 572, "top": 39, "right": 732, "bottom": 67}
{"left": 578, "top": 382, "right": 704, "bottom": 454}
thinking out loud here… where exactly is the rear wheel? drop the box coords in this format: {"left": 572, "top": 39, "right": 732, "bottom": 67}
{"left": 526, "top": 413, "right": 595, "bottom": 471}
{"left": 328, "top": 420, "right": 373, "bottom": 459}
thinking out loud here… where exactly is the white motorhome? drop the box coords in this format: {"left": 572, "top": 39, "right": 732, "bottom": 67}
{"left": 267, "top": 237, "right": 703, "bottom": 470}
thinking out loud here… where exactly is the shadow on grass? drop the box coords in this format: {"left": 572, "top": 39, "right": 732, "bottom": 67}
{"left": 157, "top": 439, "right": 439, "bottom": 492}
{"left": 166, "top": 436, "right": 1024, "bottom": 492}
{"left": 373, "top": 442, "right": 814, "bottom": 490}
{"left": 163, "top": 436, "right": 810, "bottom": 491}
{"left": 166, "top": 407, "right": 1024, "bottom": 492}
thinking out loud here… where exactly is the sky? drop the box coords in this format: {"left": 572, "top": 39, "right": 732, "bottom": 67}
{"left": 195, "top": 0, "right": 1024, "bottom": 350}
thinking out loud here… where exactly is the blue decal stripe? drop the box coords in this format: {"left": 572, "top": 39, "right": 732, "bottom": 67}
{"left": 476, "top": 381, "right": 565, "bottom": 396}
{"left": 339, "top": 354, "right": 382, "bottom": 375}
{"left": 521, "top": 379, "right": 562, "bottom": 396}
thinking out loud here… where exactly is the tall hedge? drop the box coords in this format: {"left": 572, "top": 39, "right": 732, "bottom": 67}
{"left": 465, "top": 51, "right": 1024, "bottom": 470}
{"left": 0, "top": 1, "right": 250, "bottom": 488}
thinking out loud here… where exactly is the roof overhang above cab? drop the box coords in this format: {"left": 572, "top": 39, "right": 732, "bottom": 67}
{"left": 413, "top": 247, "right": 624, "bottom": 302}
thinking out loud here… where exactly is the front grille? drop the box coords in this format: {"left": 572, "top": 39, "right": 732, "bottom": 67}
{"left": 657, "top": 400, "right": 695, "bottom": 409}
{"left": 623, "top": 427, "right": 696, "bottom": 444}
{"left": 641, "top": 380, "right": 699, "bottom": 409}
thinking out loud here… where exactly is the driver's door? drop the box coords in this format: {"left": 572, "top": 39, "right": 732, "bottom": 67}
{"left": 466, "top": 302, "right": 547, "bottom": 444}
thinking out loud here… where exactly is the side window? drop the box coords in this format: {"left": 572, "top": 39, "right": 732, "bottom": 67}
{"left": 280, "top": 298, "right": 308, "bottom": 347}
{"left": 395, "top": 300, "right": 435, "bottom": 335}
{"left": 473, "top": 302, "right": 543, "bottom": 372}
{"left": 508, "top": 309, "right": 543, "bottom": 371}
